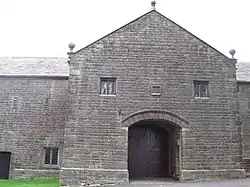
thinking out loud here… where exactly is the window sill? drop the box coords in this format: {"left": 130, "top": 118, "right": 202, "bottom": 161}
{"left": 194, "top": 97, "right": 210, "bottom": 100}
{"left": 99, "top": 94, "right": 116, "bottom": 97}
{"left": 41, "top": 165, "right": 60, "bottom": 170}
{"left": 151, "top": 93, "right": 161, "bottom": 96}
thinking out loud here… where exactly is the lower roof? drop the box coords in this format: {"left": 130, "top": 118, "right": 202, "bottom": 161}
{"left": 0, "top": 57, "right": 69, "bottom": 77}
{"left": 236, "top": 62, "right": 250, "bottom": 82}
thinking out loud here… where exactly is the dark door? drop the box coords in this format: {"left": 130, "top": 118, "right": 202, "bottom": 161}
{"left": 0, "top": 152, "right": 11, "bottom": 179}
{"left": 128, "top": 124, "right": 169, "bottom": 179}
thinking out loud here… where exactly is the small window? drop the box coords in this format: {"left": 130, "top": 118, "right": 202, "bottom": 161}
{"left": 44, "top": 98, "right": 49, "bottom": 110}
{"left": 11, "top": 96, "right": 19, "bottom": 109}
{"left": 194, "top": 81, "right": 209, "bottom": 98}
{"left": 237, "top": 85, "right": 240, "bottom": 93}
{"left": 44, "top": 147, "right": 59, "bottom": 166}
{"left": 100, "top": 78, "right": 116, "bottom": 95}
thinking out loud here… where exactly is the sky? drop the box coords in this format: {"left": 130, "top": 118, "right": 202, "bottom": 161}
{"left": 0, "top": 0, "right": 249, "bottom": 61}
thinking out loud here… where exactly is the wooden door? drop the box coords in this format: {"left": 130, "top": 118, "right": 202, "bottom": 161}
{"left": 128, "top": 124, "right": 169, "bottom": 179}
{"left": 0, "top": 152, "right": 11, "bottom": 179}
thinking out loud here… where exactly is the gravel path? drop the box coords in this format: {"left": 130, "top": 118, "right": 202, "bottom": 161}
{"left": 115, "top": 178, "right": 250, "bottom": 187}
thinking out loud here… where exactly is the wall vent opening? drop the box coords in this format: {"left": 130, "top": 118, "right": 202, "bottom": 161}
{"left": 151, "top": 85, "right": 161, "bottom": 96}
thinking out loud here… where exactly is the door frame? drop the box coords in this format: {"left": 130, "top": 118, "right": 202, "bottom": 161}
{"left": 128, "top": 122, "right": 172, "bottom": 179}
{"left": 0, "top": 151, "right": 11, "bottom": 179}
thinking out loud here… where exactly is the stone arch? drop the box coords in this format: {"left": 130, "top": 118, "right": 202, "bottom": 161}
{"left": 125, "top": 110, "right": 189, "bottom": 180}
{"left": 122, "top": 109, "right": 189, "bottom": 128}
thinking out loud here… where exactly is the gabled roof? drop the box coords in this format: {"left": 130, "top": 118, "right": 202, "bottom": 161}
{"left": 0, "top": 9, "right": 248, "bottom": 80}
{"left": 0, "top": 57, "right": 68, "bottom": 77}
{"left": 75, "top": 10, "right": 229, "bottom": 59}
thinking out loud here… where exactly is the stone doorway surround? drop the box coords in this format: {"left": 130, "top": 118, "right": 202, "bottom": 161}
{"left": 122, "top": 110, "right": 189, "bottom": 182}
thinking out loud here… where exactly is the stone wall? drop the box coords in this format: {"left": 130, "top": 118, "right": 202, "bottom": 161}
{"left": 61, "top": 10, "right": 243, "bottom": 186}
{"left": 12, "top": 169, "right": 60, "bottom": 179}
{"left": 0, "top": 76, "right": 68, "bottom": 179}
{"left": 238, "top": 82, "right": 250, "bottom": 172}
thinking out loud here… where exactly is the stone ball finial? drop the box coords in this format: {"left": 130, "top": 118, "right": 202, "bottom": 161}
{"left": 68, "top": 42, "right": 75, "bottom": 52}
{"left": 229, "top": 49, "right": 236, "bottom": 59}
{"left": 151, "top": 1, "right": 156, "bottom": 10}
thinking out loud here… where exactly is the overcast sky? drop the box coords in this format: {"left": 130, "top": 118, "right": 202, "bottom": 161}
{"left": 0, "top": 0, "right": 249, "bottom": 61}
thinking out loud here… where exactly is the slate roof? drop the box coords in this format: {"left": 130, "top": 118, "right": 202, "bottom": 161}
{"left": 0, "top": 57, "right": 249, "bottom": 82}
{"left": 236, "top": 62, "right": 250, "bottom": 82}
{"left": 0, "top": 57, "right": 69, "bottom": 76}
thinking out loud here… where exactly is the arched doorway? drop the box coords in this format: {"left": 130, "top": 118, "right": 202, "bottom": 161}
{"left": 128, "top": 120, "right": 180, "bottom": 180}
{"left": 122, "top": 110, "right": 189, "bottom": 181}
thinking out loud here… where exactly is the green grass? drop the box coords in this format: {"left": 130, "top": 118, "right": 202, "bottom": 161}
{"left": 0, "top": 179, "right": 59, "bottom": 187}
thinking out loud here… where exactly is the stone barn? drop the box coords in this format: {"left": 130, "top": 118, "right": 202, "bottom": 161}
{"left": 0, "top": 1, "right": 250, "bottom": 186}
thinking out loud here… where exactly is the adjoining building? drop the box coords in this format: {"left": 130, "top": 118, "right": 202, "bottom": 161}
{"left": 0, "top": 2, "right": 250, "bottom": 186}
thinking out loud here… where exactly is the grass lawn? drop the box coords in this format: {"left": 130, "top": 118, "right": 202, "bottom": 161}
{"left": 0, "top": 179, "right": 59, "bottom": 187}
